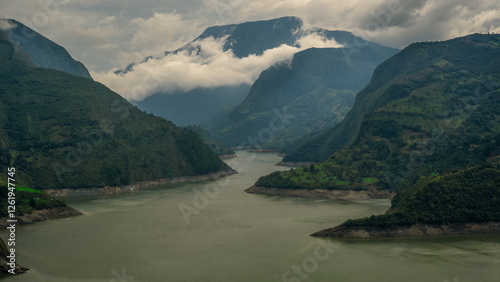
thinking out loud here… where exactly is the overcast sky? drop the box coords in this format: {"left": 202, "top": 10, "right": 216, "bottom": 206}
{"left": 1, "top": 0, "right": 499, "bottom": 100}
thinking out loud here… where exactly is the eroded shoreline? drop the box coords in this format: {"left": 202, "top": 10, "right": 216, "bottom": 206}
{"left": 244, "top": 185, "right": 396, "bottom": 200}
{"left": 45, "top": 169, "right": 238, "bottom": 197}
{"left": 311, "top": 221, "right": 500, "bottom": 238}
{"left": 0, "top": 206, "right": 83, "bottom": 229}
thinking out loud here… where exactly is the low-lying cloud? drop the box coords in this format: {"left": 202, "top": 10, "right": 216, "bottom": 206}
{"left": 3, "top": 0, "right": 499, "bottom": 93}
{"left": 92, "top": 32, "right": 344, "bottom": 101}
{"left": 0, "top": 19, "right": 17, "bottom": 31}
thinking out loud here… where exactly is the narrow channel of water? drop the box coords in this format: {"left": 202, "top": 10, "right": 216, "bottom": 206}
{"left": 1, "top": 151, "right": 499, "bottom": 281}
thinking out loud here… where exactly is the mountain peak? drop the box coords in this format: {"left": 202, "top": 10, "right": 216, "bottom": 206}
{"left": 192, "top": 16, "right": 305, "bottom": 58}
{"left": 0, "top": 18, "right": 92, "bottom": 79}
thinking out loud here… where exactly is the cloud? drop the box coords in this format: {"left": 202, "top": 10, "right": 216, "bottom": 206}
{"left": 2, "top": 0, "right": 500, "bottom": 73}
{"left": 296, "top": 32, "right": 344, "bottom": 49}
{"left": 129, "top": 12, "right": 204, "bottom": 55}
{"left": 92, "top": 32, "right": 337, "bottom": 101}
{"left": 0, "top": 19, "right": 17, "bottom": 30}
{"left": 344, "top": 0, "right": 500, "bottom": 48}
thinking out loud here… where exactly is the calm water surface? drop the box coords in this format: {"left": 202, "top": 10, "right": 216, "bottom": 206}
{"left": 1, "top": 151, "right": 500, "bottom": 281}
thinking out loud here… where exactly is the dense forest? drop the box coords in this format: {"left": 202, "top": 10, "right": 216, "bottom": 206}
{"left": 256, "top": 34, "right": 500, "bottom": 226}
{"left": 0, "top": 33, "right": 231, "bottom": 190}
{"left": 183, "top": 126, "right": 235, "bottom": 156}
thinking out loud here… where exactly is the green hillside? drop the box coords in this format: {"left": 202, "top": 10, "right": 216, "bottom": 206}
{"left": 256, "top": 34, "right": 500, "bottom": 226}
{"left": 183, "top": 125, "right": 235, "bottom": 156}
{"left": 209, "top": 46, "right": 398, "bottom": 149}
{"left": 343, "top": 165, "right": 500, "bottom": 227}
{"left": 284, "top": 34, "right": 500, "bottom": 163}
{"left": 0, "top": 34, "right": 230, "bottom": 190}
{"left": 0, "top": 181, "right": 66, "bottom": 217}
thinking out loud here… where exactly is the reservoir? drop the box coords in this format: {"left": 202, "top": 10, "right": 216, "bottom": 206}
{"left": 1, "top": 151, "right": 500, "bottom": 281}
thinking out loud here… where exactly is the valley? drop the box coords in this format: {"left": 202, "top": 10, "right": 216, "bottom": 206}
{"left": 2, "top": 152, "right": 500, "bottom": 282}
{"left": 0, "top": 5, "right": 499, "bottom": 281}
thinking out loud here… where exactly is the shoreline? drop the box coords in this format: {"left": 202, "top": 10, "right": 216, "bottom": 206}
{"left": 311, "top": 221, "right": 500, "bottom": 238}
{"left": 0, "top": 206, "right": 83, "bottom": 229}
{"left": 275, "top": 161, "right": 314, "bottom": 167}
{"left": 44, "top": 169, "right": 238, "bottom": 197}
{"left": 219, "top": 154, "right": 237, "bottom": 159}
{"left": 244, "top": 185, "right": 396, "bottom": 200}
{"left": 247, "top": 149, "right": 281, "bottom": 153}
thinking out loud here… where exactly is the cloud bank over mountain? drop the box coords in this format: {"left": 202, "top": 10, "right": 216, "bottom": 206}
{"left": 2, "top": 0, "right": 499, "bottom": 100}
{"left": 91, "top": 31, "right": 344, "bottom": 101}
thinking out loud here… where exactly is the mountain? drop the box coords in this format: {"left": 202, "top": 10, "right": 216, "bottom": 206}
{"left": 282, "top": 33, "right": 500, "bottom": 163}
{"left": 208, "top": 44, "right": 398, "bottom": 148}
{"left": 0, "top": 19, "right": 92, "bottom": 79}
{"left": 0, "top": 28, "right": 232, "bottom": 190}
{"left": 118, "top": 16, "right": 305, "bottom": 75}
{"left": 183, "top": 125, "right": 236, "bottom": 157}
{"left": 127, "top": 16, "right": 398, "bottom": 126}
{"left": 135, "top": 84, "right": 250, "bottom": 126}
{"left": 254, "top": 34, "right": 500, "bottom": 236}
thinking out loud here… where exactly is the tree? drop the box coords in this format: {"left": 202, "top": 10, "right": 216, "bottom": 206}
{"left": 29, "top": 198, "right": 36, "bottom": 208}
{"left": 309, "top": 164, "right": 316, "bottom": 173}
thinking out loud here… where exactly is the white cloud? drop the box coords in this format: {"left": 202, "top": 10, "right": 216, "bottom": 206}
{"left": 129, "top": 12, "right": 203, "bottom": 56}
{"left": 91, "top": 35, "right": 316, "bottom": 101}
{"left": 0, "top": 19, "right": 17, "bottom": 30}
{"left": 296, "top": 32, "right": 344, "bottom": 49}
{"left": 1, "top": 0, "right": 500, "bottom": 73}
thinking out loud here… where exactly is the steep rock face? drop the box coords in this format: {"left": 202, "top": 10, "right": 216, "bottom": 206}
{"left": 209, "top": 46, "right": 398, "bottom": 148}
{"left": 283, "top": 34, "right": 500, "bottom": 163}
{"left": 1, "top": 19, "right": 92, "bottom": 79}
{"left": 0, "top": 27, "right": 34, "bottom": 67}
{"left": 131, "top": 16, "right": 398, "bottom": 127}
{"left": 190, "top": 16, "right": 303, "bottom": 58}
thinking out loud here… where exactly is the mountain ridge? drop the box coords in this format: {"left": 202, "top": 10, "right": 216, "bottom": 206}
{"left": 0, "top": 34, "right": 232, "bottom": 190}
{"left": 128, "top": 16, "right": 398, "bottom": 126}
{"left": 1, "top": 19, "right": 92, "bottom": 79}
{"left": 253, "top": 33, "right": 500, "bottom": 237}
{"left": 283, "top": 33, "right": 500, "bottom": 162}
{"left": 208, "top": 44, "right": 398, "bottom": 148}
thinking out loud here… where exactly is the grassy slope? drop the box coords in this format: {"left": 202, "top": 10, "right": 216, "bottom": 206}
{"left": 0, "top": 181, "right": 66, "bottom": 217}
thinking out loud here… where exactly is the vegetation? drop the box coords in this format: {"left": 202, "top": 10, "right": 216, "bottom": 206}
{"left": 136, "top": 84, "right": 250, "bottom": 127}
{"left": 344, "top": 165, "right": 500, "bottom": 226}
{"left": 0, "top": 36, "right": 230, "bottom": 190}
{"left": 209, "top": 46, "right": 397, "bottom": 149}
{"left": 255, "top": 164, "right": 362, "bottom": 191}
{"left": 257, "top": 34, "right": 500, "bottom": 226}
{"left": 283, "top": 34, "right": 500, "bottom": 163}
{"left": 0, "top": 181, "right": 66, "bottom": 217}
{"left": 183, "top": 125, "right": 235, "bottom": 156}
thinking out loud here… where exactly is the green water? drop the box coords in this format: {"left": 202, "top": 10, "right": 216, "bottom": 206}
{"left": 1, "top": 151, "right": 500, "bottom": 281}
